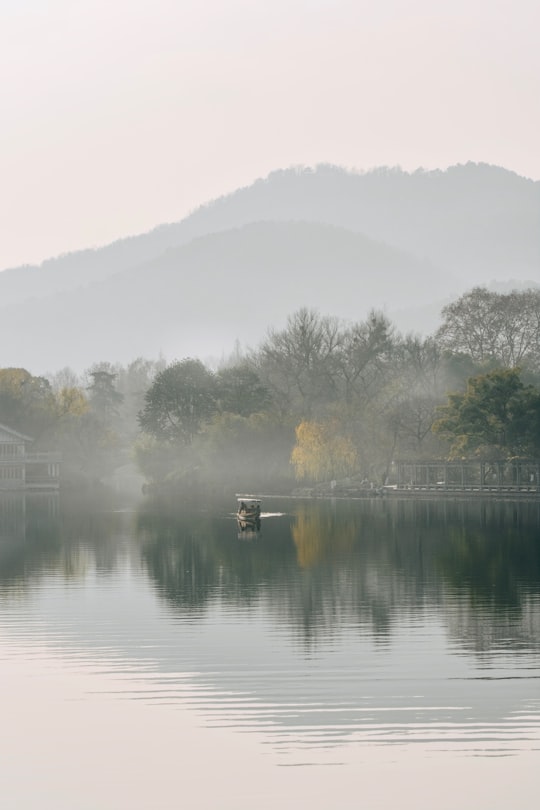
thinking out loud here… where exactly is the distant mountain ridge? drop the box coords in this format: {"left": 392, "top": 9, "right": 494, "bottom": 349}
{"left": 1, "top": 162, "right": 538, "bottom": 307}
{"left": 0, "top": 221, "right": 454, "bottom": 371}
{"left": 1, "top": 162, "right": 538, "bottom": 372}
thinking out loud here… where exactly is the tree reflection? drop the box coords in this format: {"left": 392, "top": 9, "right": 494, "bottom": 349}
{"left": 137, "top": 500, "right": 297, "bottom": 614}
{"left": 138, "top": 509, "right": 221, "bottom": 614}
{"left": 0, "top": 490, "right": 129, "bottom": 591}
{"left": 0, "top": 493, "right": 61, "bottom": 588}
{"left": 291, "top": 503, "right": 356, "bottom": 567}
{"left": 137, "top": 497, "right": 540, "bottom": 654}
{"left": 1, "top": 491, "right": 539, "bottom": 658}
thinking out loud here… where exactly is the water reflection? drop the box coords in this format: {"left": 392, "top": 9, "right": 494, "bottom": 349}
{"left": 0, "top": 490, "right": 131, "bottom": 591}
{"left": 1, "top": 492, "right": 539, "bottom": 755}
{"left": 138, "top": 497, "right": 540, "bottom": 652}
{"left": 133, "top": 497, "right": 540, "bottom": 752}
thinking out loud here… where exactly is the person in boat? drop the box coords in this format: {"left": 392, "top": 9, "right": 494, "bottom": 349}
{"left": 239, "top": 501, "right": 247, "bottom": 513}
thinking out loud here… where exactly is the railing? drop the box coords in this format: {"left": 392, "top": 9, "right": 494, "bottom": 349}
{"left": 0, "top": 451, "right": 62, "bottom": 489}
{"left": 0, "top": 453, "right": 62, "bottom": 464}
{"left": 25, "top": 453, "right": 62, "bottom": 463}
{"left": 396, "top": 460, "right": 540, "bottom": 493}
{"left": 397, "top": 482, "right": 539, "bottom": 493}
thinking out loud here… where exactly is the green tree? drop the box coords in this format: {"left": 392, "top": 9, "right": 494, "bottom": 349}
{"left": 115, "top": 357, "right": 167, "bottom": 441}
{"left": 138, "top": 359, "right": 217, "bottom": 444}
{"left": 197, "top": 411, "right": 294, "bottom": 488}
{"left": 433, "top": 368, "right": 540, "bottom": 458}
{"left": 216, "top": 365, "right": 270, "bottom": 416}
{"left": 87, "top": 369, "right": 124, "bottom": 424}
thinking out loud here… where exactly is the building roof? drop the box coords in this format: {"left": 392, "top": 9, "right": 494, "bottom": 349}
{"left": 0, "top": 423, "right": 34, "bottom": 442}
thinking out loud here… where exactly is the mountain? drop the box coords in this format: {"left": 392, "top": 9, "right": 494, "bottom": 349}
{"left": 2, "top": 162, "right": 538, "bottom": 305}
{"left": 0, "top": 162, "right": 538, "bottom": 372}
{"left": 0, "top": 222, "right": 456, "bottom": 371}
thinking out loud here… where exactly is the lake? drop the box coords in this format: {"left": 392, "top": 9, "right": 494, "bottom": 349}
{"left": 1, "top": 492, "right": 539, "bottom": 809}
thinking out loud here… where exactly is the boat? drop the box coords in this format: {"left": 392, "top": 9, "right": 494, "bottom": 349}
{"left": 236, "top": 496, "right": 261, "bottom": 534}
{"left": 236, "top": 497, "right": 261, "bottom": 519}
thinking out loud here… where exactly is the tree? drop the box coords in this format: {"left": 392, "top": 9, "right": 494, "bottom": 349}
{"left": 433, "top": 368, "right": 540, "bottom": 458}
{"left": 196, "top": 411, "right": 294, "bottom": 487}
{"left": 48, "top": 385, "right": 95, "bottom": 475}
{"left": 291, "top": 419, "right": 357, "bottom": 481}
{"left": 47, "top": 367, "right": 82, "bottom": 392}
{"left": 138, "top": 359, "right": 217, "bottom": 444}
{"left": 87, "top": 369, "right": 124, "bottom": 423}
{"left": 254, "top": 308, "right": 343, "bottom": 417}
{"left": 437, "top": 287, "right": 540, "bottom": 369}
{"left": 382, "top": 336, "right": 453, "bottom": 459}
{"left": 0, "top": 367, "right": 56, "bottom": 442}
{"left": 115, "top": 357, "right": 166, "bottom": 440}
{"left": 54, "top": 386, "right": 89, "bottom": 420}
{"left": 216, "top": 365, "right": 270, "bottom": 416}
{"left": 338, "top": 311, "right": 394, "bottom": 406}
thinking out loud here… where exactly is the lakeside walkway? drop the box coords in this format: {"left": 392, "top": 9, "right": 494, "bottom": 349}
{"left": 392, "top": 459, "right": 539, "bottom": 500}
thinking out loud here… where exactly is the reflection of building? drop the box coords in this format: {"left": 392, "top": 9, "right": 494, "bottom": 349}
{"left": 0, "top": 424, "right": 61, "bottom": 490}
{"left": 0, "top": 492, "right": 27, "bottom": 543}
{"left": 0, "top": 492, "right": 60, "bottom": 575}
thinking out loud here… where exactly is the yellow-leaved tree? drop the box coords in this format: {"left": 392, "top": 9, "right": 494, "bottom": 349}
{"left": 290, "top": 419, "right": 357, "bottom": 482}
{"left": 55, "top": 386, "right": 89, "bottom": 419}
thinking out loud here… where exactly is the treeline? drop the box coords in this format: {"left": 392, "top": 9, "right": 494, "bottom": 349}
{"left": 1, "top": 287, "right": 540, "bottom": 492}
{"left": 0, "top": 359, "right": 165, "bottom": 485}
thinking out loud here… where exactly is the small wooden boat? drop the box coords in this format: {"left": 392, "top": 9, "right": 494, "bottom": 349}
{"left": 236, "top": 496, "right": 261, "bottom": 534}
{"left": 236, "top": 497, "right": 261, "bottom": 520}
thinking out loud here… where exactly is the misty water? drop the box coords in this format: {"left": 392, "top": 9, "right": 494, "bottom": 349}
{"left": 1, "top": 492, "right": 539, "bottom": 808}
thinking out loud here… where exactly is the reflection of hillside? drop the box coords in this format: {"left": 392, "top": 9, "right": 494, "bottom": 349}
{"left": 138, "top": 498, "right": 540, "bottom": 656}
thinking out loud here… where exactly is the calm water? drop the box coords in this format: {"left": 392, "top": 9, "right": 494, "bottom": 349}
{"left": 1, "top": 492, "right": 539, "bottom": 808}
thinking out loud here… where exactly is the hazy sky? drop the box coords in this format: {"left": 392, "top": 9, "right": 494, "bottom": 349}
{"left": 1, "top": 0, "right": 539, "bottom": 271}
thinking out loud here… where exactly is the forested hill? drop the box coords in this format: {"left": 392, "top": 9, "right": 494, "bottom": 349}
{"left": 178, "top": 163, "right": 539, "bottom": 281}
{"left": 1, "top": 163, "right": 538, "bottom": 309}
{"left": 0, "top": 222, "right": 451, "bottom": 371}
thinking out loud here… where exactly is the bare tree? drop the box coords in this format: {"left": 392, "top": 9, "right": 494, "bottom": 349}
{"left": 437, "top": 287, "right": 540, "bottom": 369}
{"left": 338, "top": 311, "right": 394, "bottom": 406}
{"left": 254, "top": 309, "right": 343, "bottom": 418}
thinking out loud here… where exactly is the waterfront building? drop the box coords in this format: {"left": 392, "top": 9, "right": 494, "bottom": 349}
{"left": 0, "top": 423, "right": 61, "bottom": 490}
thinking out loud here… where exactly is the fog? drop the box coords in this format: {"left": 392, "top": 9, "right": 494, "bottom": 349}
{"left": 1, "top": 164, "right": 539, "bottom": 497}
{"left": 1, "top": 285, "right": 539, "bottom": 498}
